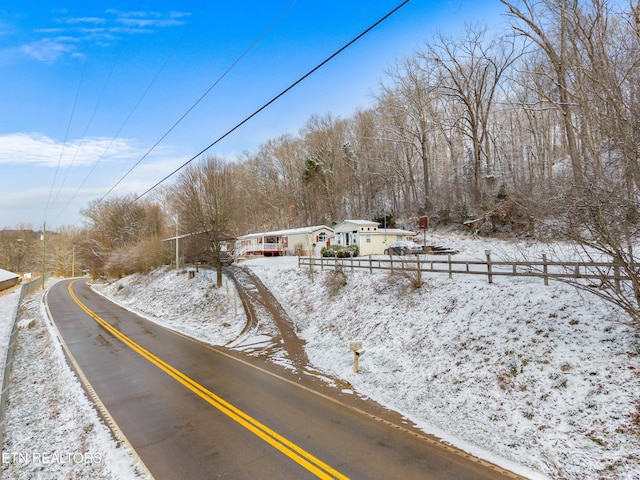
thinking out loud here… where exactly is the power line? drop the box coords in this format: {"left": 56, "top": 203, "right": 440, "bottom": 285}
{"left": 42, "top": 58, "right": 88, "bottom": 224}
{"left": 53, "top": 1, "right": 210, "bottom": 225}
{"left": 50, "top": 32, "right": 126, "bottom": 219}
{"left": 132, "top": 0, "right": 410, "bottom": 203}
{"left": 99, "top": 0, "right": 298, "bottom": 202}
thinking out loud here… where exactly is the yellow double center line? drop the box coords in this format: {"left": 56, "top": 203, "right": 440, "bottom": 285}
{"left": 67, "top": 281, "right": 348, "bottom": 480}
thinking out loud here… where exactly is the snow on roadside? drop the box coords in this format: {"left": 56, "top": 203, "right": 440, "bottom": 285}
{"left": 1, "top": 285, "right": 147, "bottom": 480}
{"left": 94, "top": 266, "right": 243, "bottom": 347}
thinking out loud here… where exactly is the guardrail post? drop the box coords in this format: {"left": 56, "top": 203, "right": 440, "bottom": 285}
{"left": 486, "top": 250, "right": 493, "bottom": 284}
{"left": 542, "top": 254, "right": 549, "bottom": 286}
{"left": 448, "top": 254, "right": 452, "bottom": 279}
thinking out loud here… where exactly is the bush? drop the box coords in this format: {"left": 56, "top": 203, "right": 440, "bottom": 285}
{"left": 321, "top": 244, "right": 359, "bottom": 258}
{"left": 322, "top": 265, "right": 347, "bottom": 296}
{"left": 321, "top": 245, "right": 340, "bottom": 257}
{"left": 103, "top": 237, "right": 166, "bottom": 277}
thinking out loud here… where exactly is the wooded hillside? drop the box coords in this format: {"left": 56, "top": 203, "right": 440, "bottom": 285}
{"left": 219, "top": 0, "right": 639, "bottom": 238}
{"left": 4, "top": 1, "right": 639, "bottom": 321}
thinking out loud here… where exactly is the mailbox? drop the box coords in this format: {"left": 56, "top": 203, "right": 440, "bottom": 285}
{"left": 349, "top": 341, "right": 363, "bottom": 373}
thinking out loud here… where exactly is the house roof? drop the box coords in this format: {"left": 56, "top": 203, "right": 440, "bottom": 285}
{"left": 162, "top": 231, "right": 237, "bottom": 242}
{"left": 332, "top": 220, "right": 379, "bottom": 232}
{"left": 377, "top": 228, "right": 417, "bottom": 236}
{"left": 0, "top": 268, "right": 19, "bottom": 283}
{"left": 330, "top": 228, "right": 416, "bottom": 238}
{"left": 337, "top": 220, "right": 379, "bottom": 226}
{"left": 238, "top": 225, "right": 333, "bottom": 240}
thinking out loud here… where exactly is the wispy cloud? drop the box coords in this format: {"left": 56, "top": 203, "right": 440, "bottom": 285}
{"left": 0, "top": 132, "right": 144, "bottom": 167}
{"left": 5, "top": 8, "right": 190, "bottom": 64}
{"left": 107, "top": 10, "right": 191, "bottom": 30}
{"left": 65, "top": 17, "right": 107, "bottom": 26}
{"left": 0, "top": 185, "right": 103, "bottom": 210}
{"left": 0, "top": 132, "right": 184, "bottom": 227}
{"left": 20, "top": 36, "right": 79, "bottom": 63}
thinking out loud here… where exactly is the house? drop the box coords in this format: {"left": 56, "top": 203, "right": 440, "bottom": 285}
{"left": 332, "top": 220, "right": 417, "bottom": 256}
{"left": 0, "top": 268, "right": 20, "bottom": 292}
{"left": 236, "top": 225, "right": 334, "bottom": 257}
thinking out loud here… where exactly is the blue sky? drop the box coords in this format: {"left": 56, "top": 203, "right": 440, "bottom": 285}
{"left": 0, "top": 1, "right": 508, "bottom": 230}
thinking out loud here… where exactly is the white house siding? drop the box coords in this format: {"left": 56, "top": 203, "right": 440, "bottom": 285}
{"left": 332, "top": 220, "right": 416, "bottom": 255}
{"left": 332, "top": 220, "right": 378, "bottom": 250}
{"left": 237, "top": 226, "right": 333, "bottom": 256}
{"left": 283, "top": 227, "right": 333, "bottom": 256}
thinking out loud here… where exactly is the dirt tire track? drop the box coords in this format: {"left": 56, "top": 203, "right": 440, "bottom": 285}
{"left": 225, "top": 265, "right": 310, "bottom": 368}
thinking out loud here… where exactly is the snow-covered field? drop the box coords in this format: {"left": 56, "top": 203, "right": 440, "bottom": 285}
{"left": 1, "top": 234, "right": 639, "bottom": 479}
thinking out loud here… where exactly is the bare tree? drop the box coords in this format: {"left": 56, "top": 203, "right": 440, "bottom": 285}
{"left": 298, "top": 114, "right": 354, "bottom": 225}
{"left": 378, "top": 57, "right": 442, "bottom": 214}
{"left": 423, "top": 24, "right": 520, "bottom": 203}
{"left": 79, "top": 195, "right": 163, "bottom": 277}
{"left": 236, "top": 134, "right": 307, "bottom": 231}
{"left": 0, "top": 225, "right": 37, "bottom": 273}
{"left": 501, "top": 0, "right": 586, "bottom": 184}
{"left": 504, "top": 0, "right": 640, "bottom": 324}
{"left": 173, "top": 156, "right": 237, "bottom": 287}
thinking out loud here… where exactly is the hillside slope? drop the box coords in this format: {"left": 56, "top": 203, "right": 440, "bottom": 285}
{"left": 99, "top": 235, "right": 640, "bottom": 480}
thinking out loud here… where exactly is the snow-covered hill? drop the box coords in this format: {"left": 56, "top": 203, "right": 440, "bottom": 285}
{"left": 243, "top": 241, "right": 640, "bottom": 480}
{"left": 96, "top": 234, "right": 640, "bottom": 479}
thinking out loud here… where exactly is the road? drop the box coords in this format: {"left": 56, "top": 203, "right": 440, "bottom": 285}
{"left": 45, "top": 278, "right": 525, "bottom": 480}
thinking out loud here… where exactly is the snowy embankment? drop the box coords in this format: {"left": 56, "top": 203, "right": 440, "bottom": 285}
{"left": 242, "top": 236, "right": 640, "bottom": 480}
{"left": 95, "top": 268, "right": 243, "bottom": 346}
{"left": 97, "top": 234, "right": 640, "bottom": 479}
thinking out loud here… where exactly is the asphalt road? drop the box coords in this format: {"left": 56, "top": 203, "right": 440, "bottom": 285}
{"left": 45, "top": 279, "right": 524, "bottom": 480}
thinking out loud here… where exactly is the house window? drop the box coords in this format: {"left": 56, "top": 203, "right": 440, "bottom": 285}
{"left": 318, "top": 232, "right": 327, "bottom": 242}
{"left": 366, "top": 234, "right": 371, "bottom": 243}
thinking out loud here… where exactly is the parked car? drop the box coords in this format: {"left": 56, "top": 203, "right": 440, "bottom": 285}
{"left": 383, "top": 240, "right": 422, "bottom": 256}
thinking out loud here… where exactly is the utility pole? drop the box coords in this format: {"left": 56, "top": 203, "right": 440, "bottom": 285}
{"left": 175, "top": 214, "right": 179, "bottom": 270}
{"left": 41, "top": 221, "right": 46, "bottom": 289}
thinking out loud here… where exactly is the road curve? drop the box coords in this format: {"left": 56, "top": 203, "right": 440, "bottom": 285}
{"left": 45, "top": 278, "right": 527, "bottom": 480}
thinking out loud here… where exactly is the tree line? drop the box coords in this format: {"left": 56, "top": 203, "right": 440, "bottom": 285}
{"left": 2, "top": 1, "right": 638, "bottom": 321}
